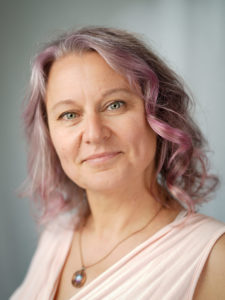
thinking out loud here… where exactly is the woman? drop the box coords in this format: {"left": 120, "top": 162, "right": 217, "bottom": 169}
{"left": 11, "top": 27, "right": 225, "bottom": 299}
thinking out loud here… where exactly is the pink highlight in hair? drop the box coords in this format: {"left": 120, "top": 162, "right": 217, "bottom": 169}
{"left": 20, "top": 27, "right": 219, "bottom": 225}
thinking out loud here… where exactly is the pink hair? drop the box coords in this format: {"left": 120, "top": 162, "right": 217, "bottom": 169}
{"left": 21, "top": 26, "right": 218, "bottom": 225}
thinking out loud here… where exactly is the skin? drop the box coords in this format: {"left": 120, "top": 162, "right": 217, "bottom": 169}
{"left": 46, "top": 51, "right": 165, "bottom": 236}
{"left": 193, "top": 233, "right": 225, "bottom": 300}
{"left": 45, "top": 52, "right": 225, "bottom": 300}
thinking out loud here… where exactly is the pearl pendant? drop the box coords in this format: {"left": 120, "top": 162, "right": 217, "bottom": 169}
{"left": 71, "top": 269, "right": 87, "bottom": 288}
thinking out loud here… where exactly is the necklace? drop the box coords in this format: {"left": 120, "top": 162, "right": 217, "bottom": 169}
{"left": 71, "top": 205, "right": 162, "bottom": 288}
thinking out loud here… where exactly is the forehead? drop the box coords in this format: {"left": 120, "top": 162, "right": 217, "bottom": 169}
{"left": 47, "top": 52, "right": 130, "bottom": 92}
{"left": 45, "top": 52, "right": 139, "bottom": 108}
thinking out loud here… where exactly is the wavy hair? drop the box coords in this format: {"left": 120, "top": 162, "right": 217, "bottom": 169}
{"left": 21, "top": 26, "right": 218, "bottom": 225}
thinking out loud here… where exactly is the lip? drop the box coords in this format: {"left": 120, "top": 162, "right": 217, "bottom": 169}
{"left": 82, "top": 151, "right": 122, "bottom": 163}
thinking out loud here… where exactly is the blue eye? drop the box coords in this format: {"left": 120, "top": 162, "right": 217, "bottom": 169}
{"left": 108, "top": 101, "right": 125, "bottom": 110}
{"left": 61, "top": 112, "right": 78, "bottom": 120}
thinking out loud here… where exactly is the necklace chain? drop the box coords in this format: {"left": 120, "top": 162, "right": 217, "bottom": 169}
{"left": 80, "top": 205, "right": 162, "bottom": 269}
{"left": 71, "top": 205, "right": 162, "bottom": 288}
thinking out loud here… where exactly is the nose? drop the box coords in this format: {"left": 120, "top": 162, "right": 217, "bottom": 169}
{"left": 82, "top": 113, "right": 111, "bottom": 144}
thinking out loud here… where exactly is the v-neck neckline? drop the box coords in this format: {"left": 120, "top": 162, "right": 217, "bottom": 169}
{"left": 52, "top": 209, "right": 188, "bottom": 300}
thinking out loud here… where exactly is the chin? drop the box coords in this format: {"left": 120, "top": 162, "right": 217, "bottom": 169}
{"left": 73, "top": 172, "right": 127, "bottom": 192}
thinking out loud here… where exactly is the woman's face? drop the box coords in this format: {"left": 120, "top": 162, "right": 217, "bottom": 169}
{"left": 46, "top": 52, "right": 157, "bottom": 192}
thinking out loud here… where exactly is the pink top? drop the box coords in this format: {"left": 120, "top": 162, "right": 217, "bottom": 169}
{"left": 11, "top": 210, "right": 225, "bottom": 300}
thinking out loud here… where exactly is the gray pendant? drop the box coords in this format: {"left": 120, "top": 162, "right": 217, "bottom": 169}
{"left": 71, "top": 269, "right": 87, "bottom": 288}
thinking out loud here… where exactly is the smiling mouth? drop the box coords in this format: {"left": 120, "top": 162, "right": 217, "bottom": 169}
{"left": 82, "top": 152, "right": 122, "bottom": 164}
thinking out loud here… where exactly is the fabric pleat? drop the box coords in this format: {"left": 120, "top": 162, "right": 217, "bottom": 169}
{"left": 10, "top": 210, "right": 225, "bottom": 300}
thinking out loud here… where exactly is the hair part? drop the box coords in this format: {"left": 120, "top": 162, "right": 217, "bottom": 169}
{"left": 21, "top": 26, "right": 219, "bottom": 225}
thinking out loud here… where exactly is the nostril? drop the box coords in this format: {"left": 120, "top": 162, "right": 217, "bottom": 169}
{"left": 83, "top": 118, "right": 111, "bottom": 144}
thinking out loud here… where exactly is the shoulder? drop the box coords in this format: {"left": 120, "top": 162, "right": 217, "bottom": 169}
{"left": 193, "top": 233, "right": 225, "bottom": 300}
{"left": 10, "top": 215, "right": 76, "bottom": 300}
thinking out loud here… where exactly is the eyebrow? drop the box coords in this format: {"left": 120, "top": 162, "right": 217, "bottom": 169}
{"left": 50, "top": 87, "right": 134, "bottom": 111}
{"left": 102, "top": 87, "right": 133, "bottom": 98}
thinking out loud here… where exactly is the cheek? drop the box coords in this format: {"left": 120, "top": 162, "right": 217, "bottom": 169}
{"left": 49, "top": 128, "right": 77, "bottom": 163}
{"left": 123, "top": 118, "right": 156, "bottom": 149}
{"left": 127, "top": 121, "right": 157, "bottom": 163}
{"left": 50, "top": 131, "right": 81, "bottom": 182}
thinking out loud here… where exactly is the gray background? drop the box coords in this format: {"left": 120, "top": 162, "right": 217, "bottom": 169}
{"left": 1, "top": 0, "right": 224, "bottom": 298}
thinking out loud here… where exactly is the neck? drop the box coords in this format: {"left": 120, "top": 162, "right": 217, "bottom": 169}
{"left": 84, "top": 181, "right": 163, "bottom": 240}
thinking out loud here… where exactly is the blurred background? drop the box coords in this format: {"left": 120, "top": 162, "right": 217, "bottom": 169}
{"left": 1, "top": 0, "right": 225, "bottom": 298}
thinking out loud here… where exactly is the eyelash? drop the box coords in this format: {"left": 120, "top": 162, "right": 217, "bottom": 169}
{"left": 58, "top": 100, "right": 126, "bottom": 121}
{"left": 107, "top": 100, "right": 125, "bottom": 111}
{"left": 59, "top": 112, "right": 78, "bottom": 120}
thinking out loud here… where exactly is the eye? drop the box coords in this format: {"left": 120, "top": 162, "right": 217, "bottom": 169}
{"left": 59, "top": 112, "right": 78, "bottom": 120}
{"left": 107, "top": 101, "right": 125, "bottom": 111}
